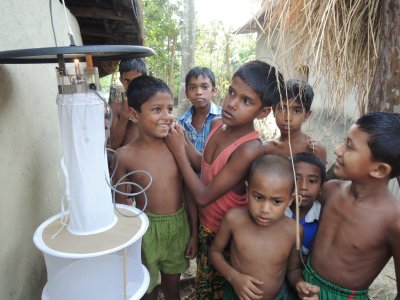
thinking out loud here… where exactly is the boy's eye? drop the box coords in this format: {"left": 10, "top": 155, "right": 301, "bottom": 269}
{"left": 277, "top": 106, "right": 286, "bottom": 112}
{"left": 243, "top": 97, "right": 250, "bottom": 105}
{"left": 228, "top": 87, "right": 234, "bottom": 96}
{"left": 253, "top": 193, "right": 263, "bottom": 201}
{"left": 272, "top": 199, "right": 282, "bottom": 205}
{"left": 153, "top": 107, "right": 161, "bottom": 112}
{"left": 294, "top": 108, "right": 303, "bottom": 114}
{"left": 168, "top": 107, "right": 173, "bottom": 113}
{"left": 309, "top": 178, "right": 320, "bottom": 184}
{"left": 344, "top": 138, "right": 352, "bottom": 150}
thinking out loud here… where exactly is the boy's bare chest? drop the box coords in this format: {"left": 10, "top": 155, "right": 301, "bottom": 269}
{"left": 126, "top": 146, "right": 178, "bottom": 175}
{"left": 318, "top": 199, "right": 388, "bottom": 251}
{"left": 274, "top": 139, "right": 311, "bottom": 156}
{"left": 233, "top": 225, "right": 293, "bottom": 260}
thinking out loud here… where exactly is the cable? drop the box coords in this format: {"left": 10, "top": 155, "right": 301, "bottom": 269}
{"left": 129, "top": 0, "right": 139, "bottom": 21}
{"left": 49, "top": 0, "right": 58, "bottom": 46}
{"left": 94, "top": 90, "right": 150, "bottom": 217}
{"left": 60, "top": 0, "right": 76, "bottom": 46}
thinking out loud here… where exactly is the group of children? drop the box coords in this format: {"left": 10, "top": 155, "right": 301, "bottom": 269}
{"left": 110, "top": 58, "right": 400, "bottom": 300}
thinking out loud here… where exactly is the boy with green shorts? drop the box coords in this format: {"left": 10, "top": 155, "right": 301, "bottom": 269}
{"left": 113, "top": 75, "right": 197, "bottom": 299}
{"left": 305, "top": 112, "right": 400, "bottom": 299}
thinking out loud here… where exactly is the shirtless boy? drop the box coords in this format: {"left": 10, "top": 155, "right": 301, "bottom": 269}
{"left": 264, "top": 80, "right": 327, "bottom": 164}
{"left": 304, "top": 112, "right": 400, "bottom": 299}
{"left": 109, "top": 58, "right": 147, "bottom": 149}
{"left": 210, "top": 154, "right": 319, "bottom": 300}
{"left": 113, "top": 75, "right": 197, "bottom": 300}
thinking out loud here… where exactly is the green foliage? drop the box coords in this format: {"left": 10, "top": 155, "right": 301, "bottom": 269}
{"left": 194, "top": 21, "right": 256, "bottom": 103}
{"left": 142, "top": 0, "right": 256, "bottom": 102}
{"left": 143, "top": 0, "right": 182, "bottom": 95}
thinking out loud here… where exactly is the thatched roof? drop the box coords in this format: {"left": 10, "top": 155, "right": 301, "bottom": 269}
{"left": 235, "top": 7, "right": 268, "bottom": 34}
{"left": 62, "top": 0, "right": 144, "bottom": 76}
{"left": 236, "top": 0, "right": 382, "bottom": 114}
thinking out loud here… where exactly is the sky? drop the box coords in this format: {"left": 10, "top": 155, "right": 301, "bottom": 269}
{"left": 194, "top": 0, "right": 260, "bottom": 28}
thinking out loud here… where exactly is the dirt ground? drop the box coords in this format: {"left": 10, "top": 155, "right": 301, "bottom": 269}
{"left": 369, "top": 259, "right": 397, "bottom": 299}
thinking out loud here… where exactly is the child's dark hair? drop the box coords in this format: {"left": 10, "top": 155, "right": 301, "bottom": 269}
{"left": 185, "top": 67, "right": 216, "bottom": 91}
{"left": 126, "top": 75, "right": 172, "bottom": 112}
{"left": 119, "top": 58, "right": 148, "bottom": 77}
{"left": 233, "top": 60, "right": 284, "bottom": 107}
{"left": 356, "top": 112, "right": 400, "bottom": 178}
{"left": 249, "top": 154, "right": 295, "bottom": 192}
{"left": 292, "top": 152, "right": 326, "bottom": 185}
{"left": 285, "top": 80, "right": 314, "bottom": 112}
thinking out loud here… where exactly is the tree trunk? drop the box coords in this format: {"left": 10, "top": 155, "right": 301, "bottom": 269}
{"left": 168, "top": 34, "right": 177, "bottom": 93}
{"left": 178, "top": 0, "right": 195, "bottom": 115}
{"left": 224, "top": 31, "right": 232, "bottom": 82}
{"left": 368, "top": 0, "right": 400, "bottom": 113}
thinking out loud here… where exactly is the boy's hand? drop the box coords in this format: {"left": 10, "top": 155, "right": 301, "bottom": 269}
{"left": 232, "top": 273, "right": 263, "bottom": 300}
{"left": 185, "top": 236, "right": 198, "bottom": 259}
{"left": 165, "top": 122, "right": 186, "bottom": 155}
{"left": 296, "top": 280, "right": 319, "bottom": 300}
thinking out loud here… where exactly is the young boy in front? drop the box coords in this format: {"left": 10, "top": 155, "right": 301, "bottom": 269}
{"left": 166, "top": 60, "right": 285, "bottom": 299}
{"left": 264, "top": 80, "right": 327, "bottom": 164}
{"left": 109, "top": 58, "right": 147, "bottom": 149}
{"left": 113, "top": 75, "right": 197, "bottom": 300}
{"left": 179, "top": 66, "right": 221, "bottom": 152}
{"left": 285, "top": 152, "right": 326, "bottom": 258}
{"left": 210, "top": 154, "right": 319, "bottom": 300}
{"left": 304, "top": 112, "right": 400, "bottom": 299}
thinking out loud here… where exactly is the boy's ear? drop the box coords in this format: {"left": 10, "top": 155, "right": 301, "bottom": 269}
{"left": 370, "top": 162, "right": 392, "bottom": 179}
{"left": 211, "top": 87, "right": 217, "bottom": 98}
{"left": 303, "top": 110, "right": 312, "bottom": 122}
{"left": 287, "top": 192, "right": 296, "bottom": 207}
{"left": 256, "top": 107, "right": 272, "bottom": 119}
{"left": 128, "top": 107, "right": 139, "bottom": 123}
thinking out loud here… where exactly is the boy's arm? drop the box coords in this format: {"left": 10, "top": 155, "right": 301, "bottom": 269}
{"left": 172, "top": 123, "right": 202, "bottom": 172}
{"left": 111, "top": 149, "right": 129, "bottom": 205}
{"left": 388, "top": 214, "right": 400, "bottom": 299}
{"left": 183, "top": 118, "right": 221, "bottom": 171}
{"left": 184, "top": 187, "right": 198, "bottom": 259}
{"left": 166, "top": 125, "right": 263, "bottom": 206}
{"left": 209, "top": 211, "right": 263, "bottom": 299}
{"left": 183, "top": 132, "right": 202, "bottom": 172}
{"left": 109, "top": 101, "right": 129, "bottom": 150}
{"left": 287, "top": 228, "right": 320, "bottom": 299}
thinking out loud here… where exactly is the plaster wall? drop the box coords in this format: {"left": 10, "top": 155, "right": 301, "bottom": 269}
{"left": 0, "top": 1, "right": 82, "bottom": 298}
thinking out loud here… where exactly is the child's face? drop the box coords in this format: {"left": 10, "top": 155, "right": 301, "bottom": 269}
{"left": 185, "top": 75, "right": 215, "bottom": 109}
{"left": 133, "top": 92, "right": 174, "bottom": 138}
{"left": 294, "top": 161, "right": 322, "bottom": 208}
{"left": 120, "top": 70, "right": 143, "bottom": 90}
{"left": 247, "top": 171, "right": 294, "bottom": 226}
{"left": 334, "top": 124, "right": 373, "bottom": 180}
{"left": 273, "top": 99, "right": 310, "bottom": 134}
{"left": 222, "top": 76, "right": 270, "bottom": 126}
